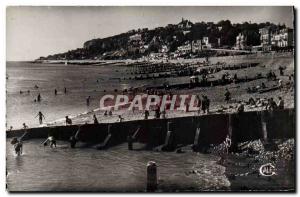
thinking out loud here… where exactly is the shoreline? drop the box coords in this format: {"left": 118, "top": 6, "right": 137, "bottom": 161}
{"left": 33, "top": 51, "right": 293, "bottom": 65}
{"left": 7, "top": 105, "right": 295, "bottom": 132}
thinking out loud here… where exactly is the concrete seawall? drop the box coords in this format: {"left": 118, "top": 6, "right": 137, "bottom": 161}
{"left": 7, "top": 109, "right": 295, "bottom": 149}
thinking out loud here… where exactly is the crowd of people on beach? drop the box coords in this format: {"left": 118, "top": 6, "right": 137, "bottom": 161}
{"left": 13, "top": 60, "right": 294, "bottom": 131}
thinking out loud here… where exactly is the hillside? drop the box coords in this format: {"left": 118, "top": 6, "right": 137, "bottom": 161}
{"left": 37, "top": 19, "right": 286, "bottom": 61}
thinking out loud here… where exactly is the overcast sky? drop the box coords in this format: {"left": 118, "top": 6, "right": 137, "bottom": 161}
{"left": 6, "top": 6, "right": 294, "bottom": 61}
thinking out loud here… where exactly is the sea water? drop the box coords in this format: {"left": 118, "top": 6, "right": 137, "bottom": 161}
{"left": 6, "top": 139, "right": 230, "bottom": 191}
{"left": 6, "top": 62, "right": 189, "bottom": 129}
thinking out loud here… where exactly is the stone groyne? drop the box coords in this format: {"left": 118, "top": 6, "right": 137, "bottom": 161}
{"left": 7, "top": 109, "right": 295, "bottom": 150}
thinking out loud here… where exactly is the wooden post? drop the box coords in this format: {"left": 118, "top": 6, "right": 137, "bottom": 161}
{"left": 164, "top": 131, "right": 172, "bottom": 147}
{"left": 127, "top": 135, "right": 133, "bottom": 150}
{"left": 261, "top": 111, "right": 268, "bottom": 141}
{"left": 194, "top": 128, "right": 201, "bottom": 146}
{"left": 147, "top": 161, "right": 157, "bottom": 191}
{"left": 228, "top": 114, "right": 233, "bottom": 138}
{"left": 107, "top": 124, "right": 112, "bottom": 134}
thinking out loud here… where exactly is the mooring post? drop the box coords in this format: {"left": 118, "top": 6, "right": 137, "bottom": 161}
{"left": 147, "top": 161, "right": 157, "bottom": 192}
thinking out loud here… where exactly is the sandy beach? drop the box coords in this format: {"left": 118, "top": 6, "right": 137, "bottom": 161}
{"left": 40, "top": 53, "right": 294, "bottom": 128}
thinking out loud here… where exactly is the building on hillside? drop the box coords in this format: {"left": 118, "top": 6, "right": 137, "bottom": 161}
{"left": 202, "top": 37, "right": 209, "bottom": 45}
{"left": 129, "top": 34, "right": 142, "bottom": 42}
{"left": 139, "top": 45, "right": 149, "bottom": 54}
{"left": 271, "top": 28, "right": 294, "bottom": 48}
{"left": 178, "top": 18, "right": 193, "bottom": 29}
{"left": 202, "top": 37, "right": 212, "bottom": 50}
{"left": 177, "top": 43, "right": 192, "bottom": 54}
{"left": 127, "top": 45, "right": 140, "bottom": 53}
{"left": 191, "top": 40, "right": 202, "bottom": 52}
{"left": 177, "top": 40, "right": 204, "bottom": 54}
{"left": 235, "top": 33, "right": 247, "bottom": 50}
{"left": 149, "top": 52, "right": 166, "bottom": 60}
{"left": 252, "top": 45, "right": 263, "bottom": 52}
{"left": 159, "top": 45, "right": 169, "bottom": 53}
{"left": 259, "top": 26, "right": 272, "bottom": 51}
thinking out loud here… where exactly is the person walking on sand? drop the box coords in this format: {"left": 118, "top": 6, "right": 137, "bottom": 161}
{"left": 118, "top": 115, "right": 124, "bottom": 122}
{"left": 144, "top": 110, "right": 149, "bottom": 120}
{"left": 86, "top": 96, "right": 91, "bottom": 106}
{"left": 93, "top": 114, "right": 99, "bottom": 124}
{"left": 205, "top": 95, "right": 210, "bottom": 113}
{"left": 279, "top": 66, "right": 284, "bottom": 76}
{"left": 224, "top": 88, "right": 231, "bottom": 103}
{"left": 278, "top": 79, "right": 283, "bottom": 91}
{"left": 196, "top": 95, "right": 202, "bottom": 114}
{"left": 65, "top": 116, "right": 72, "bottom": 125}
{"left": 37, "top": 93, "right": 41, "bottom": 102}
{"left": 35, "top": 111, "right": 45, "bottom": 124}
{"left": 266, "top": 98, "right": 277, "bottom": 110}
{"left": 278, "top": 97, "right": 284, "bottom": 110}
{"left": 22, "top": 123, "right": 28, "bottom": 131}
{"left": 236, "top": 101, "right": 245, "bottom": 114}
{"left": 201, "top": 95, "right": 207, "bottom": 114}
{"left": 201, "top": 95, "right": 210, "bottom": 114}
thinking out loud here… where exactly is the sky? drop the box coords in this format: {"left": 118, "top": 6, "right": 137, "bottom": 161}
{"left": 6, "top": 6, "right": 294, "bottom": 61}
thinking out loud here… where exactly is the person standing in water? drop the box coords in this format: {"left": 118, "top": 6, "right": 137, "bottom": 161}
{"left": 14, "top": 140, "right": 23, "bottom": 155}
{"left": 86, "top": 96, "right": 91, "bottom": 106}
{"left": 42, "top": 136, "right": 56, "bottom": 148}
{"left": 54, "top": 89, "right": 57, "bottom": 95}
{"left": 11, "top": 138, "right": 23, "bottom": 156}
{"left": 35, "top": 111, "right": 45, "bottom": 124}
{"left": 64, "top": 87, "right": 67, "bottom": 94}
